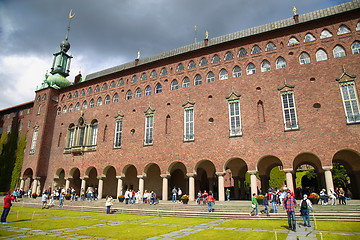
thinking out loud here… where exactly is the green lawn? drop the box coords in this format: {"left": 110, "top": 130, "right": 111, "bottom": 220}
{"left": 179, "top": 230, "right": 288, "bottom": 240}
{"left": 142, "top": 216, "right": 215, "bottom": 225}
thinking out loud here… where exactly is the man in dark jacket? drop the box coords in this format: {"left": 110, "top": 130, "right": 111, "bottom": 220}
{"left": 1, "top": 192, "right": 15, "bottom": 223}
{"left": 260, "top": 193, "right": 270, "bottom": 216}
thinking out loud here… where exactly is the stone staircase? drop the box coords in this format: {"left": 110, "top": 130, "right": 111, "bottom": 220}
{"left": 14, "top": 197, "right": 360, "bottom": 221}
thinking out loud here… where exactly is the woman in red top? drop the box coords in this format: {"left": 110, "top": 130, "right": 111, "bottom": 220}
{"left": 1, "top": 192, "right": 15, "bottom": 223}
{"left": 206, "top": 191, "right": 215, "bottom": 212}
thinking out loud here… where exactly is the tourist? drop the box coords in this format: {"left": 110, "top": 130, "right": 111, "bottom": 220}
{"left": 271, "top": 190, "right": 278, "bottom": 213}
{"left": 105, "top": 195, "right": 113, "bottom": 214}
{"left": 41, "top": 192, "right": 48, "bottom": 209}
{"left": 71, "top": 188, "right": 76, "bottom": 201}
{"left": 249, "top": 193, "right": 258, "bottom": 216}
{"left": 196, "top": 190, "right": 202, "bottom": 205}
{"left": 132, "top": 189, "right": 136, "bottom": 204}
{"left": 13, "top": 189, "right": 18, "bottom": 202}
{"left": 202, "top": 190, "right": 208, "bottom": 205}
{"left": 226, "top": 188, "right": 230, "bottom": 201}
{"left": 260, "top": 193, "right": 270, "bottom": 216}
{"left": 178, "top": 188, "right": 182, "bottom": 203}
{"left": 59, "top": 192, "right": 64, "bottom": 208}
{"left": 48, "top": 190, "right": 55, "bottom": 208}
{"left": 329, "top": 188, "right": 337, "bottom": 205}
{"left": 300, "top": 194, "right": 313, "bottom": 227}
{"left": 206, "top": 191, "right": 215, "bottom": 212}
{"left": 1, "top": 192, "right": 15, "bottom": 223}
{"left": 94, "top": 188, "right": 98, "bottom": 200}
{"left": 80, "top": 188, "right": 85, "bottom": 201}
{"left": 339, "top": 188, "right": 346, "bottom": 205}
{"left": 124, "top": 189, "right": 130, "bottom": 204}
{"left": 319, "top": 189, "right": 328, "bottom": 205}
{"left": 284, "top": 191, "right": 297, "bottom": 232}
{"left": 150, "top": 191, "right": 156, "bottom": 205}
{"left": 172, "top": 187, "right": 177, "bottom": 203}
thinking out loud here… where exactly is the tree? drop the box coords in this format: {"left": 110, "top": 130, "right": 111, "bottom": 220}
{"left": 332, "top": 163, "right": 350, "bottom": 189}
{"left": 269, "top": 166, "right": 286, "bottom": 189}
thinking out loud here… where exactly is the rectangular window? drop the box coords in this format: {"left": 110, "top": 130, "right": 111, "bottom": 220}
{"left": 228, "top": 100, "right": 242, "bottom": 136}
{"left": 7, "top": 125, "right": 12, "bottom": 132}
{"left": 281, "top": 91, "right": 298, "bottom": 130}
{"left": 144, "top": 114, "right": 154, "bottom": 145}
{"left": 19, "top": 122, "right": 22, "bottom": 131}
{"left": 340, "top": 82, "right": 360, "bottom": 123}
{"left": 68, "top": 128, "right": 74, "bottom": 147}
{"left": 91, "top": 125, "right": 98, "bottom": 145}
{"left": 114, "top": 120, "right": 123, "bottom": 148}
{"left": 184, "top": 107, "right": 194, "bottom": 141}
{"left": 79, "top": 127, "right": 85, "bottom": 146}
{"left": 30, "top": 129, "right": 38, "bottom": 154}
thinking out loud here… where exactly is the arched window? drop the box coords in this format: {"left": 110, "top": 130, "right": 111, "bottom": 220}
{"left": 135, "top": 88, "right": 141, "bottom": 98}
{"left": 132, "top": 75, "right": 138, "bottom": 83}
{"left": 95, "top": 85, "right": 100, "bottom": 92}
{"left": 69, "top": 104, "right": 73, "bottom": 112}
{"left": 171, "top": 80, "right": 178, "bottom": 90}
{"left": 102, "top": 83, "right": 108, "bottom": 90}
{"left": 113, "top": 93, "right": 119, "bottom": 103}
{"left": 82, "top": 101, "right": 87, "bottom": 109}
{"left": 219, "top": 69, "right": 228, "bottom": 80}
{"left": 276, "top": 57, "right": 286, "bottom": 69}
{"left": 62, "top": 105, "right": 67, "bottom": 114}
{"left": 299, "top": 52, "right": 311, "bottom": 64}
{"left": 207, "top": 72, "right": 215, "bottom": 83}
{"left": 194, "top": 74, "right": 202, "bottom": 85}
{"left": 155, "top": 83, "right": 162, "bottom": 93}
{"left": 97, "top": 97, "right": 102, "bottom": 106}
{"left": 74, "top": 91, "right": 78, "bottom": 98}
{"left": 90, "top": 99, "right": 94, "bottom": 108}
{"left": 200, "top": 57, "right": 208, "bottom": 66}
{"left": 126, "top": 90, "right": 132, "bottom": 100}
{"left": 320, "top": 29, "right": 332, "bottom": 39}
{"left": 212, "top": 54, "right": 220, "bottom": 63}
{"left": 118, "top": 78, "right": 124, "bottom": 86}
{"left": 288, "top": 37, "right": 299, "bottom": 46}
{"left": 246, "top": 63, "right": 256, "bottom": 75}
{"left": 224, "top": 51, "right": 234, "bottom": 60}
{"left": 141, "top": 73, "right": 147, "bottom": 80}
{"left": 150, "top": 70, "right": 157, "bottom": 78}
{"left": 145, "top": 86, "right": 151, "bottom": 96}
{"left": 188, "top": 60, "right": 196, "bottom": 69}
{"left": 251, "top": 45, "right": 261, "bottom": 54}
{"left": 357, "top": 22, "right": 360, "bottom": 31}
{"left": 182, "top": 77, "right": 190, "bottom": 88}
{"left": 304, "top": 33, "right": 316, "bottom": 42}
{"left": 88, "top": 87, "right": 93, "bottom": 94}
{"left": 238, "top": 48, "right": 247, "bottom": 57}
{"left": 75, "top": 102, "right": 80, "bottom": 110}
{"left": 266, "top": 42, "right": 276, "bottom": 51}
{"left": 81, "top": 89, "right": 85, "bottom": 96}
{"left": 160, "top": 67, "right": 168, "bottom": 75}
{"left": 90, "top": 120, "right": 98, "bottom": 146}
{"left": 177, "top": 63, "right": 184, "bottom": 72}
{"left": 352, "top": 41, "right": 360, "bottom": 54}
{"left": 316, "top": 49, "right": 328, "bottom": 61}
{"left": 68, "top": 93, "right": 72, "bottom": 99}
{"left": 105, "top": 95, "right": 110, "bottom": 104}
{"left": 57, "top": 107, "right": 61, "bottom": 115}
{"left": 232, "top": 66, "right": 241, "bottom": 78}
{"left": 110, "top": 81, "right": 116, "bottom": 88}
{"left": 337, "top": 25, "right": 350, "bottom": 35}
{"left": 261, "top": 60, "right": 271, "bottom": 72}
{"left": 333, "top": 45, "right": 346, "bottom": 58}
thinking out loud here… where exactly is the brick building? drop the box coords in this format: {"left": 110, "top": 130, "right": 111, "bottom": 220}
{"left": 1, "top": 1, "right": 360, "bottom": 201}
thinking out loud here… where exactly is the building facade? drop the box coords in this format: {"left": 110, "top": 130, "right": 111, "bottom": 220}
{"left": 1, "top": 1, "right": 360, "bottom": 201}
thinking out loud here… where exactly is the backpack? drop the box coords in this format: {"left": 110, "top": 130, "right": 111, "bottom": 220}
{"left": 301, "top": 199, "right": 308, "bottom": 209}
{"left": 272, "top": 194, "right": 278, "bottom": 202}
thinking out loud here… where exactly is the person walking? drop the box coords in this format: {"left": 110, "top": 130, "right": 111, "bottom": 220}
{"left": 300, "top": 194, "right": 313, "bottom": 227}
{"left": 59, "top": 192, "right": 64, "bottom": 208}
{"left": 249, "top": 193, "right": 258, "bottom": 216}
{"left": 1, "top": 192, "right": 15, "bottom": 223}
{"left": 284, "top": 191, "right": 297, "bottom": 231}
{"left": 41, "top": 192, "right": 48, "bottom": 209}
{"left": 226, "top": 188, "right": 230, "bottom": 201}
{"left": 260, "top": 193, "right": 270, "bottom": 216}
{"left": 206, "top": 191, "right": 215, "bottom": 212}
{"left": 172, "top": 187, "right": 177, "bottom": 203}
{"left": 271, "top": 190, "right": 278, "bottom": 214}
{"left": 178, "top": 188, "right": 182, "bottom": 203}
{"left": 105, "top": 195, "right": 113, "bottom": 214}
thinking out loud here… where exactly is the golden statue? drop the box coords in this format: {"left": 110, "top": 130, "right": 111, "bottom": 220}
{"left": 137, "top": 51, "right": 140, "bottom": 59}
{"left": 293, "top": 6, "right": 297, "bottom": 15}
{"left": 205, "top": 31, "right": 208, "bottom": 39}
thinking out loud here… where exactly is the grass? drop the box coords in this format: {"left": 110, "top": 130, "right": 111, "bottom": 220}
{"left": 316, "top": 234, "right": 360, "bottom": 240}
{"left": 142, "top": 216, "right": 215, "bottom": 225}
{"left": 316, "top": 221, "right": 360, "bottom": 232}
{"left": 217, "top": 219, "right": 288, "bottom": 230}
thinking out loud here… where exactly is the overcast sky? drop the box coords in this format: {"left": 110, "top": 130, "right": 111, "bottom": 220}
{"left": 0, "top": 0, "right": 350, "bottom": 110}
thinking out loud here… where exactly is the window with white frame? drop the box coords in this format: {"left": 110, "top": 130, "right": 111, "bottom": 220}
{"left": 97, "top": 97, "right": 102, "bottom": 106}
{"left": 200, "top": 57, "right": 208, "bottom": 66}
{"left": 238, "top": 48, "right": 247, "bottom": 57}
{"left": 304, "top": 33, "right": 316, "bottom": 42}
{"left": 188, "top": 61, "right": 196, "bottom": 69}
{"left": 288, "top": 37, "right": 299, "bottom": 46}
{"left": 261, "top": 60, "right": 271, "bottom": 72}
{"left": 183, "top": 77, "right": 190, "bottom": 88}
{"left": 194, "top": 74, "right": 202, "bottom": 85}
{"left": 114, "top": 119, "right": 123, "bottom": 148}
{"left": 155, "top": 83, "right": 162, "bottom": 93}
{"left": 337, "top": 25, "right": 350, "bottom": 35}
{"left": 90, "top": 121, "right": 98, "bottom": 145}
{"left": 228, "top": 100, "right": 242, "bottom": 136}
{"left": 320, "top": 29, "right": 332, "bottom": 39}
{"left": 126, "top": 90, "right": 132, "bottom": 100}
{"left": 184, "top": 107, "right": 194, "bottom": 141}
{"left": 265, "top": 42, "right": 276, "bottom": 51}
{"left": 135, "top": 88, "right": 142, "bottom": 98}
{"left": 251, "top": 45, "right": 261, "bottom": 54}
{"left": 316, "top": 49, "right": 328, "bottom": 61}
{"left": 219, "top": 69, "right": 228, "bottom": 80}
{"left": 150, "top": 70, "right": 157, "bottom": 78}
{"left": 357, "top": 22, "right": 360, "bottom": 31}
{"left": 30, "top": 129, "right": 38, "bottom": 154}
{"left": 177, "top": 63, "right": 184, "bottom": 72}
{"left": 333, "top": 45, "right": 346, "bottom": 58}
{"left": 141, "top": 73, "right": 147, "bottom": 80}
{"left": 352, "top": 41, "right": 360, "bottom": 54}
{"left": 132, "top": 75, "right": 138, "bottom": 83}
{"left": 113, "top": 93, "right": 119, "bottom": 103}
{"left": 82, "top": 101, "right": 88, "bottom": 109}
{"left": 340, "top": 82, "right": 360, "bottom": 124}
{"left": 281, "top": 91, "right": 298, "bottom": 130}
{"left": 171, "top": 80, "right": 178, "bottom": 90}
{"left": 105, "top": 95, "right": 110, "bottom": 104}
{"left": 160, "top": 67, "right": 168, "bottom": 75}
{"left": 212, "top": 55, "right": 220, "bottom": 63}
{"left": 246, "top": 63, "right": 256, "bottom": 75}
{"left": 69, "top": 104, "right": 74, "bottom": 112}
{"left": 57, "top": 107, "right": 61, "bottom": 115}
{"left": 232, "top": 66, "right": 241, "bottom": 78}
{"left": 276, "top": 57, "right": 286, "bottom": 69}
{"left": 299, "top": 52, "right": 311, "bottom": 64}
{"left": 78, "top": 127, "right": 85, "bottom": 146}
{"left": 38, "top": 105, "right": 41, "bottom": 115}
{"left": 207, "top": 72, "right": 215, "bottom": 83}
{"left": 63, "top": 105, "right": 67, "bottom": 113}
{"left": 68, "top": 126, "right": 75, "bottom": 147}
{"left": 145, "top": 86, "right": 152, "bottom": 96}
{"left": 90, "top": 99, "right": 94, "bottom": 108}
{"left": 144, "top": 114, "right": 154, "bottom": 145}
{"left": 75, "top": 102, "right": 80, "bottom": 110}
{"left": 224, "top": 51, "right": 234, "bottom": 60}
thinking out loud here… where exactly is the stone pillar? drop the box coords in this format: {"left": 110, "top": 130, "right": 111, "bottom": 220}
{"left": 97, "top": 177, "right": 104, "bottom": 199}
{"left": 116, "top": 176, "right": 124, "bottom": 197}
{"left": 216, "top": 172, "right": 226, "bottom": 201}
{"left": 248, "top": 171, "right": 258, "bottom": 197}
{"left": 187, "top": 173, "right": 196, "bottom": 201}
{"left": 283, "top": 169, "right": 294, "bottom": 193}
{"left": 35, "top": 177, "right": 41, "bottom": 195}
{"left": 323, "top": 166, "right": 334, "bottom": 194}
{"left": 31, "top": 178, "right": 38, "bottom": 195}
{"left": 20, "top": 177, "right": 25, "bottom": 190}
{"left": 137, "top": 175, "right": 146, "bottom": 199}
{"left": 80, "top": 177, "right": 87, "bottom": 191}
{"left": 161, "top": 174, "right": 170, "bottom": 201}
{"left": 233, "top": 176, "right": 240, "bottom": 199}
{"left": 65, "top": 178, "right": 71, "bottom": 190}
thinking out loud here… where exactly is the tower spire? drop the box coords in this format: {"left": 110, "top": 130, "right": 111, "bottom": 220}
{"left": 66, "top": 9, "right": 75, "bottom": 41}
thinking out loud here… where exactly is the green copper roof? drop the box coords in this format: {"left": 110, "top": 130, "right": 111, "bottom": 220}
{"left": 46, "top": 74, "right": 71, "bottom": 88}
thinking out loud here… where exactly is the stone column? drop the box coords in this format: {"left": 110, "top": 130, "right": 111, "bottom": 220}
{"left": 216, "top": 172, "right": 226, "bottom": 201}
{"left": 65, "top": 178, "right": 71, "bottom": 190}
{"left": 248, "top": 171, "right": 258, "bottom": 197}
{"left": 323, "top": 166, "right": 334, "bottom": 194}
{"left": 31, "top": 177, "right": 38, "bottom": 195}
{"left": 283, "top": 169, "right": 294, "bottom": 193}
{"left": 187, "top": 173, "right": 196, "bottom": 201}
{"left": 137, "top": 175, "right": 146, "bottom": 199}
{"left": 97, "top": 177, "right": 104, "bottom": 199}
{"left": 80, "top": 177, "right": 87, "bottom": 191}
{"left": 161, "top": 174, "right": 170, "bottom": 201}
{"left": 20, "top": 177, "right": 25, "bottom": 190}
{"left": 116, "top": 176, "right": 124, "bottom": 197}
{"left": 35, "top": 177, "right": 41, "bottom": 195}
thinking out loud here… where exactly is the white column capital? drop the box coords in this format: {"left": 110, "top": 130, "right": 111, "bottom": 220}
{"left": 116, "top": 175, "right": 125, "bottom": 180}
{"left": 247, "top": 170, "right": 258, "bottom": 175}
{"left": 160, "top": 174, "right": 171, "bottom": 179}
{"left": 97, "top": 177, "right": 105, "bottom": 180}
{"left": 34, "top": 176, "right": 41, "bottom": 180}
{"left": 282, "top": 168, "right": 294, "bottom": 174}
{"left": 216, "top": 171, "right": 226, "bottom": 177}
{"left": 80, "top": 177, "right": 88, "bottom": 180}
{"left": 186, "top": 173, "right": 197, "bottom": 178}
{"left": 137, "top": 175, "right": 147, "bottom": 179}
{"left": 322, "top": 166, "right": 333, "bottom": 171}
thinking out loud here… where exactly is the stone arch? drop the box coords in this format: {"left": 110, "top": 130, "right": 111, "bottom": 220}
{"left": 224, "top": 157, "right": 249, "bottom": 199}
{"left": 144, "top": 163, "right": 162, "bottom": 199}
{"left": 333, "top": 149, "right": 360, "bottom": 199}
{"left": 194, "top": 160, "right": 217, "bottom": 199}
{"left": 85, "top": 166, "right": 98, "bottom": 190}
{"left": 68, "top": 168, "right": 81, "bottom": 194}
{"left": 102, "top": 166, "right": 117, "bottom": 198}
{"left": 54, "top": 168, "right": 66, "bottom": 189}
{"left": 257, "top": 155, "right": 283, "bottom": 193}
{"left": 122, "top": 164, "right": 138, "bottom": 191}
{"left": 168, "top": 161, "right": 188, "bottom": 197}
{"left": 22, "top": 168, "right": 33, "bottom": 192}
